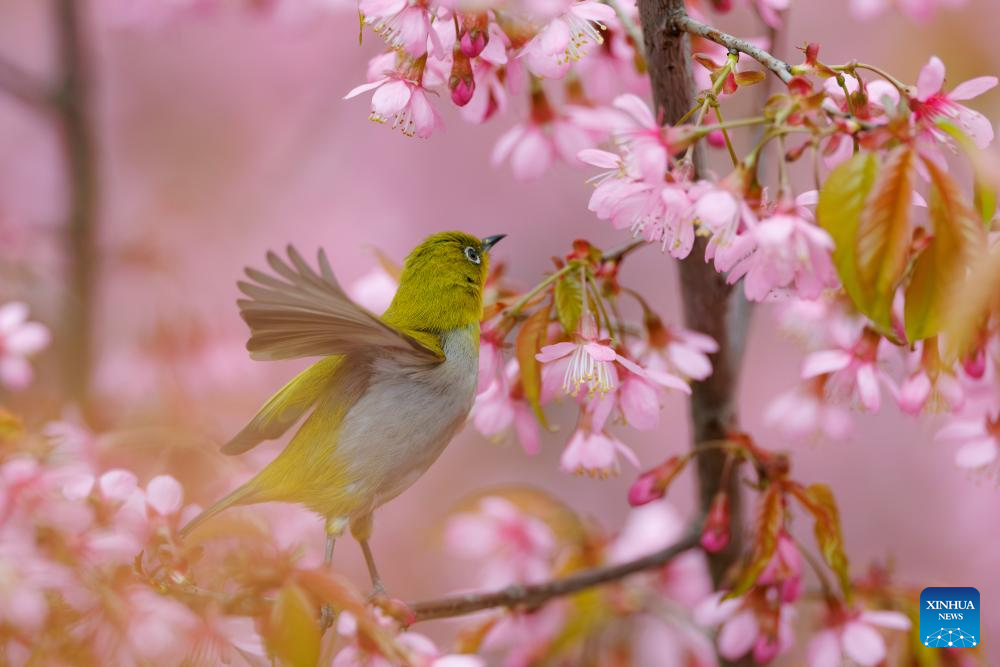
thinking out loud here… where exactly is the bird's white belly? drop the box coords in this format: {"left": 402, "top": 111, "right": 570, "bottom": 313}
{"left": 334, "top": 325, "right": 479, "bottom": 513}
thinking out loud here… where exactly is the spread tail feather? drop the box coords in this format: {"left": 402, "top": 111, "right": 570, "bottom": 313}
{"left": 180, "top": 483, "right": 259, "bottom": 538}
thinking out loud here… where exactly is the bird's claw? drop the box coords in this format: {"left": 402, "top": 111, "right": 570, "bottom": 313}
{"left": 369, "top": 593, "right": 415, "bottom": 627}
{"left": 319, "top": 603, "right": 336, "bottom": 632}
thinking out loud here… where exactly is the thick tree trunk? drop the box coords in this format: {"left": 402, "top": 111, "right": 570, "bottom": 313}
{"left": 635, "top": 2, "right": 753, "bottom": 664}
{"left": 54, "top": 0, "right": 99, "bottom": 405}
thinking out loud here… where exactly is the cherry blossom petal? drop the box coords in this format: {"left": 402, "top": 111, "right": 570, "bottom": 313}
{"left": 916, "top": 56, "right": 945, "bottom": 100}
{"left": 842, "top": 621, "right": 886, "bottom": 666}
{"left": 801, "top": 350, "right": 853, "bottom": 377}
{"left": 718, "top": 609, "right": 758, "bottom": 660}
{"left": 955, "top": 438, "right": 998, "bottom": 469}
{"left": 146, "top": 475, "right": 184, "bottom": 515}
{"left": 536, "top": 342, "right": 577, "bottom": 362}
{"left": 949, "top": 76, "right": 998, "bottom": 101}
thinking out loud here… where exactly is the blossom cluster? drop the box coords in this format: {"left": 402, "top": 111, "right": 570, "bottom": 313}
{"left": 0, "top": 414, "right": 481, "bottom": 666}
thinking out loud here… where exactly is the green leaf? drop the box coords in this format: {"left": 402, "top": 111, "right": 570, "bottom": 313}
{"left": 265, "top": 584, "right": 321, "bottom": 667}
{"left": 854, "top": 146, "right": 915, "bottom": 330}
{"left": 516, "top": 301, "right": 553, "bottom": 428}
{"left": 817, "top": 151, "right": 879, "bottom": 321}
{"left": 554, "top": 273, "right": 583, "bottom": 335}
{"left": 728, "top": 484, "right": 784, "bottom": 599}
{"left": 792, "top": 483, "right": 852, "bottom": 601}
{"left": 905, "top": 158, "right": 986, "bottom": 341}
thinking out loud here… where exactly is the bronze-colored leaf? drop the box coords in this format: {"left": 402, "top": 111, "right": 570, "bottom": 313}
{"left": 791, "top": 483, "right": 852, "bottom": 601}
{"left": 734, "top": 70, "right": 766, "bottom": 86}
{"left": 516, "top": 300, "right": 553, "bottom": 427}
{"left": 943, "top": 242, "right": 1000, "bottom": 361}
{"left": 728, "top": 484, "right": 784, "bottom": 598}
{"left": 905, "top": 158, "right": 986, "bottom": 341}
{"left": 855, "top": 146, "right": 915, "bottom": 329}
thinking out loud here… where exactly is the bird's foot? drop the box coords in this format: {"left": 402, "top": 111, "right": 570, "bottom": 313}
{"left": 366, "top": 581, "right": 387, "bottom": 602}
{"left": 319, "top": 603, "right": 336, "bottom": 632}
{"left": 369, "top": 593, "right": 415, "bottom": 628}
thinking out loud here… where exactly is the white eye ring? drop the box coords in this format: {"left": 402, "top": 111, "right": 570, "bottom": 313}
{"left": 464, "top": 246, "right": 481, "bottom": 264}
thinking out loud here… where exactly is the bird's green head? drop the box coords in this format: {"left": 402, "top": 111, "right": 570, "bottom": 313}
{"left": 384, "top": 231, "right": 505, "bottom": 332}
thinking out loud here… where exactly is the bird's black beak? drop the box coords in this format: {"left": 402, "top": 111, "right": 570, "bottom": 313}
{"left": 481, "top": 234, "right": 506, "bottom": 252}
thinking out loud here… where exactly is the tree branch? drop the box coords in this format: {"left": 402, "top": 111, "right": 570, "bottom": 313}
{"left": 0, "top": 55, "right": 52, "bottom": 109}
{"left": 407, "top": 533, "right": 699, "bottom": 623}
{"left": 53, "top": 0, "right": 100, "bottom": 404}
{"left": 636, "top": 2, "right": 754, "bottom": 665}
{"left": 673, "top": 13, "right": 793, "bottom": 84}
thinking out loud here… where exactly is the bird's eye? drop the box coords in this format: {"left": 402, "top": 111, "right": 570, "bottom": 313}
{"left": 464, "top": 246, "right": 481, "bottom": 264}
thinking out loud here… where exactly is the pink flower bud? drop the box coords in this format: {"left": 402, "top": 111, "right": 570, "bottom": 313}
{"left": 460, "top": 30, "right": 487, "bottom": 58}
{"left": 450, "top": 49, "right": 475, "bottom": 107}
{"left": 700, "top": 492, "right": 730, "bottom": 553}
{"left": 628, "top": 456, "right": 686, "bottom": 506}
{"left": 458, "top": 12, "right": 489, "bottom": 58}
{"left": 963, "top": 346, "right": 986, "bottom": 379}
{"left": 753, "top": 635, "right": 781, "bottom": 664}
{"left": 709, "top": 0, "right": 733, "bottom": 12}
{"left": 706, "top": 129, "right": 726, "bottom": 148}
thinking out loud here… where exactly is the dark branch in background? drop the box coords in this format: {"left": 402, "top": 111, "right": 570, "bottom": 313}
{"left": 0, "top": 56, "right": 53, "bottom": 109}
{"left": 53, "top": 0, "right": 100, "bottom": 405}
{"left": 636, "top": 2, "right": 754, "bottom": 665}
{"left": 407, "top": 533, "right": 699, "bottom": 623}
{"left": 674, "top": 14, "right": 793, "bottom": 83}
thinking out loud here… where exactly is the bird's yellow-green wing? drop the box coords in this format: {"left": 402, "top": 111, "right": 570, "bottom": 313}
{"left": 236, "top": 245, "right": 444, "bottom": 364}
{"left": 220, "top": 356, "right": 341, "bottom": 455}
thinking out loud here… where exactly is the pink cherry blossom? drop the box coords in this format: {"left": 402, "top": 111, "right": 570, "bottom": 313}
{"left": 492, "top": 105, "right": 598, "bottom": 180}
{"left": 765, "top": 379, "right": 853, "bottom": 442}
{"left": 807, "top": 607, "right": 910, "bottom": 667}
{"left": 695, "top": 591, "right": 795, "bottom": 663}
{"left": 802, "top": 329, "right": 894, "bottom": 412}
{"left": 520, "top": 0, "right": 615, "bottom": 79}
{"left": 345, "top": 63, "right": 441, "bottom": 139}
{"left": 560, "top": 423, "right": 639, "bottom": 476}
{"left": 472, "top": 360, "right": 541, "bottom": 455}
{"left": 638, "top": 324, "right": 718, "bottom": 381}
{"left": 445, "top": 496, "right": 556, "bottom": 587}
{"left": 359, "top": 0, "right": 436, "bottom": 57}
{"left": 911, "top": 56, "right": 997, "bottom": 149}
{"left": 757, "top": 531, "right": 802, "bottom": 603}
{"left": 0, "top": 302, "right": 51, "bottom": 390}
{"left": 936, "top": 415, "right": 1000, "bottom": 471}
{"left": 715, "top": 201, "right": 838, "bottom": 302}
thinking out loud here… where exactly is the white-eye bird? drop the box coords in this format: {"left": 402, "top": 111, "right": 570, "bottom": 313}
{"left": 181, "top": 231, "right": 505, "bottom": 597}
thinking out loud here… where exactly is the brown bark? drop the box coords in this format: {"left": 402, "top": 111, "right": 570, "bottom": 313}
{"left": 636, "top": 1, "right": 753, "bottom": 664}
{"left": 54, "top": 0, "right": 99, "bottom": 404}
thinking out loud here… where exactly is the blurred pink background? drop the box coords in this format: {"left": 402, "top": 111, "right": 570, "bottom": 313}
{"left": 1, "top": 0, "right": 998, "bottom": 661}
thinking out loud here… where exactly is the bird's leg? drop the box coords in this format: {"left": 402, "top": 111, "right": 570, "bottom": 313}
{"left": 324, "top": 533, "right": 336, "bottom": 568}
{"left": 360, "top": 540, "right": 386, "bottom": 599}
{"left": 320, "top": 517, "right": 348, "bottom": 631}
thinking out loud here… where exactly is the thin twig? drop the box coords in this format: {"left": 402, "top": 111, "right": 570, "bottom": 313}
{"left": 407, "top": 533, "right": 699, "bottom": 623}
{"left": 0, "top": 54, "right": 52, "bottom": 109}
{"left": 673, "top": 13, "right": 793, "bottom": 84}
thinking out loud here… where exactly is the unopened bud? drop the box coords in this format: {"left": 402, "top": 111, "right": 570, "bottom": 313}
{"left": 709, "top": 0, "right": 733, "bottom": 12}
{"left": 628, "top": 456, "right": 686, "bottom": 506}
{"left": 458, "top": 13, "right": 489, "bottom": 58}
{"left": 449, "top": 50, "right": 475, "bottom": 107}
{"left": 700, "top": 492, "right": 730, "bottom": 553}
